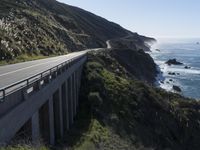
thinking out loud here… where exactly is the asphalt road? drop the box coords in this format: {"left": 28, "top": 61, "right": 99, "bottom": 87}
{"left": 0, "top": 50, "right": 87, "bottom": 89}
{"left": 0, "top": 39, "right": 110, "bottom": 92}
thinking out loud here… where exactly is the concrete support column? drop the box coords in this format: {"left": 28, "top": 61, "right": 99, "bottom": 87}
{"left": 39, "top": 101, "right": 50, "bottom": 144}
{"left": 72, "top": 72, "right": 77, "bottom": 116}
{"left": 70, "top": 76, "right": 74, "bottom": 125}
{"left": 53, "top": 88, "right": 63, "bottom": 142}
{"left": 58, "top": 88, "right": 64, "bottom": 138}
{"left": 77, "top": 66, "right": 83, "bottom": 104}
{"left": 77, "top": 68, "right": 81, "bottom": 101}
{"left": 68, "top": 76, "right": 74, "bottom": 127}
{"left": 31, "top": 111, "right": 40, "bottom": 143}
{"left": 76, "top": 71, "right": 78, "bottom": 108}
{"left": 61, "top": 82, "right": 69, "bottom": 134}
{"left": 78, "top": 66, "right": 83, "bottom": 90}
{"left": 48, "top": 96, "right": 55, "bottom": 145}
{"left": 65, "top": 81, "right": 70, "bottom": 130}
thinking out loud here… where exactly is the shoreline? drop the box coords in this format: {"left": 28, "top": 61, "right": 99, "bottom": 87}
{"left": 149, "top": 40, "right": 200, "bottom": 100}
{"left": 149, "top": 46, "right": 184, "bottom": 94}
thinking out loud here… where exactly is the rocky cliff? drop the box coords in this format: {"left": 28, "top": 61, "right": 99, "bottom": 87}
{"left": 66, "top": 50, "right": 200, "bottom": 150}
{"left": 110, "top": 48, "right": 157, "bottom": 83}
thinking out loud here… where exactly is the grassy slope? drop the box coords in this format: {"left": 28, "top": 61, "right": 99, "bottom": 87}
{"left": 64, "top": 50, "right": 200, "bottom": 150}
{"left": 0, "top": 0, "right": 131, "bottom": 62}
{"left": 0, "top": 0, "right": 155, "bottom": 64}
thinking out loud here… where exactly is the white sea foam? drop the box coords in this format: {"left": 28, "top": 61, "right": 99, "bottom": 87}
{"left": 154, "top": 60, "right": 200, "bottom": 75}
{"left": 160, "top": 82, "right": 173, "bottom": 91}
{"left": 167, "top": 68, "right": 200, "bottom": 75}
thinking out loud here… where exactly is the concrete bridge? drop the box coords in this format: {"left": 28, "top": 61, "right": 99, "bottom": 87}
{"left": 0, "top": 51, "right": 88, "bottom": 145}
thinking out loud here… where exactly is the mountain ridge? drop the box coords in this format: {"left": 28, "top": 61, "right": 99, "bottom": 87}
{"left": 0, "top": 0, "right": 155, "bottom": 62}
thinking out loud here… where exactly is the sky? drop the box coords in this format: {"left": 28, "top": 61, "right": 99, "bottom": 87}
{"left": 57, "top": 0, "right": 200, "bottom": 38}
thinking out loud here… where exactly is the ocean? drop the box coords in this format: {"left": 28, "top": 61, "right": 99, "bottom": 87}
{"left": 149, "top": 38, "right": 200, "bottom": 100}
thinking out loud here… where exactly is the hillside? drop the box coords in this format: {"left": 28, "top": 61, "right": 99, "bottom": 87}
{"left": 65, "top": 49, "right": 200, "bottom": 150}
{"left": 0, "top": 0, "right": 154, "bottom": 62}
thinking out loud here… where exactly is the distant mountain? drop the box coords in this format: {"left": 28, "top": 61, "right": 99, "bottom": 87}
{"left": 0, "top": 0, "right": 152, "bottom": 61}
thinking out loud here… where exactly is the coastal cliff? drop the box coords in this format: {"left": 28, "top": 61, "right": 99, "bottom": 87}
{"left": 108, "top": 33, "right": 156, "bottom": 51}
{"left": 110, "top": 48, "right": 157, "bottom": 83}
{"left": 67, "top": 50, "right": 200, "bottom": 150}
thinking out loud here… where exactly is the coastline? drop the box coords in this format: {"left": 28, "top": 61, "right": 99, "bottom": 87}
{"left": 149, "top": 42, "right": 183, "bottom": 94}
{"left": 149, "top": 39, "right": 200, "bottom": 100}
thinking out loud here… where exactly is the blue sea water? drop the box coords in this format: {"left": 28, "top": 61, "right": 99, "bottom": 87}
{"left": 150, "top": 38, "right": 200, "bottom": 100}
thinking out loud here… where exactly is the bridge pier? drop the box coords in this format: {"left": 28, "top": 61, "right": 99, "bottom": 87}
{"left": 48, "top": 96, "right": 55, "bottom": 145}
{"left": 53, "top": 89, "right": 64, "bottom": 143}
{"left": 39, "top": 101, "right": 50, "bottom": 144}
{"left": 72, "top": 73, "right": 76, "bottom": 116}
{"left": 58, "top": 88, "right": 64, "bottom": 139}
{"left": 65, "top": 81, "right": 70, "bottom": 131}
{"left": 75, "top": 70, "right": 79, "bottom": 109}
{"left": 77, "top": 66, "right": 83, "bottom": 104}
{"left": 75, "top": 71, "right": 79, "bottom": 114}
{"left": 31, "top": 111, "right": 40, "bottom": 143}
{"left": 61, "top": 82, "right": 68, "bottom": 134}
{"left": 68, "top": 76, "right": 74, "bottom": 127}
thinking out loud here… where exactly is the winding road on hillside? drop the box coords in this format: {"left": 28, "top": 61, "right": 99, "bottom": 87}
{"left": 0, "top": 43, "right": 111, "bottom": 89}
{"left": 0, "top": 38, "right": 114, "bottom": 93}
{"left": 106, "top": 40, "right": 112, "bottom": 49}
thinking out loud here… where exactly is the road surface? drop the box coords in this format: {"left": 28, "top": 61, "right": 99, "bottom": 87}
{"left": 106, "top": 40, "right": 112, "bottom": 49}
{"left": 0, "top": 50, "right": 87, "bottom": 89}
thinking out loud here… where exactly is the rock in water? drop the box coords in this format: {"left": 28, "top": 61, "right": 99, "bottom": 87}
{"left": 155, "top": 49, "right": 161, "bottom": 52}
{"left": 184, "top": 66, "right": 191, "bottom": 69}
{"left": 173, "top": 85, "right": 182, "bottom": 92}
{"left": 168, "top": 72, "right": 176, "bottom": 75}
{"left": 165, "top": 59, "right": 183, "bottom": 65}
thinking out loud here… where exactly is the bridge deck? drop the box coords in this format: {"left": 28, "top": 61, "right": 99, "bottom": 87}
{"left": 0, "top": 51, "right": 86, "bottom": 89}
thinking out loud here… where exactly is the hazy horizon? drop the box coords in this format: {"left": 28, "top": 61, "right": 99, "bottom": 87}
{"left": 57, "top": 0, "right": 200, "bottom": 38}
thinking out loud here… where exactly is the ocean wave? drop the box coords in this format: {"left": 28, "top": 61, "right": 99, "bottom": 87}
{"left": 154, "top": 60, "right": 200, "bottom": 75}
{"left": 164, "top": 67, "right": 200, "bottom": 75}
{"left": 154, "top": 60, "right": 166, "bottom": 65}
{"left": 160, "top": 83, "right": 172, "bottom": 91}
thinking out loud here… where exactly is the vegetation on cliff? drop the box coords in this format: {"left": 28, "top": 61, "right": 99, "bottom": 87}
{"left": 65, "top": 49, "right": 200, "bottom": 150}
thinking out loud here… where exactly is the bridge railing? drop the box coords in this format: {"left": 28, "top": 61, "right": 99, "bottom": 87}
{"left": 0, "top": 54, "right": 86, "bottom": 102}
